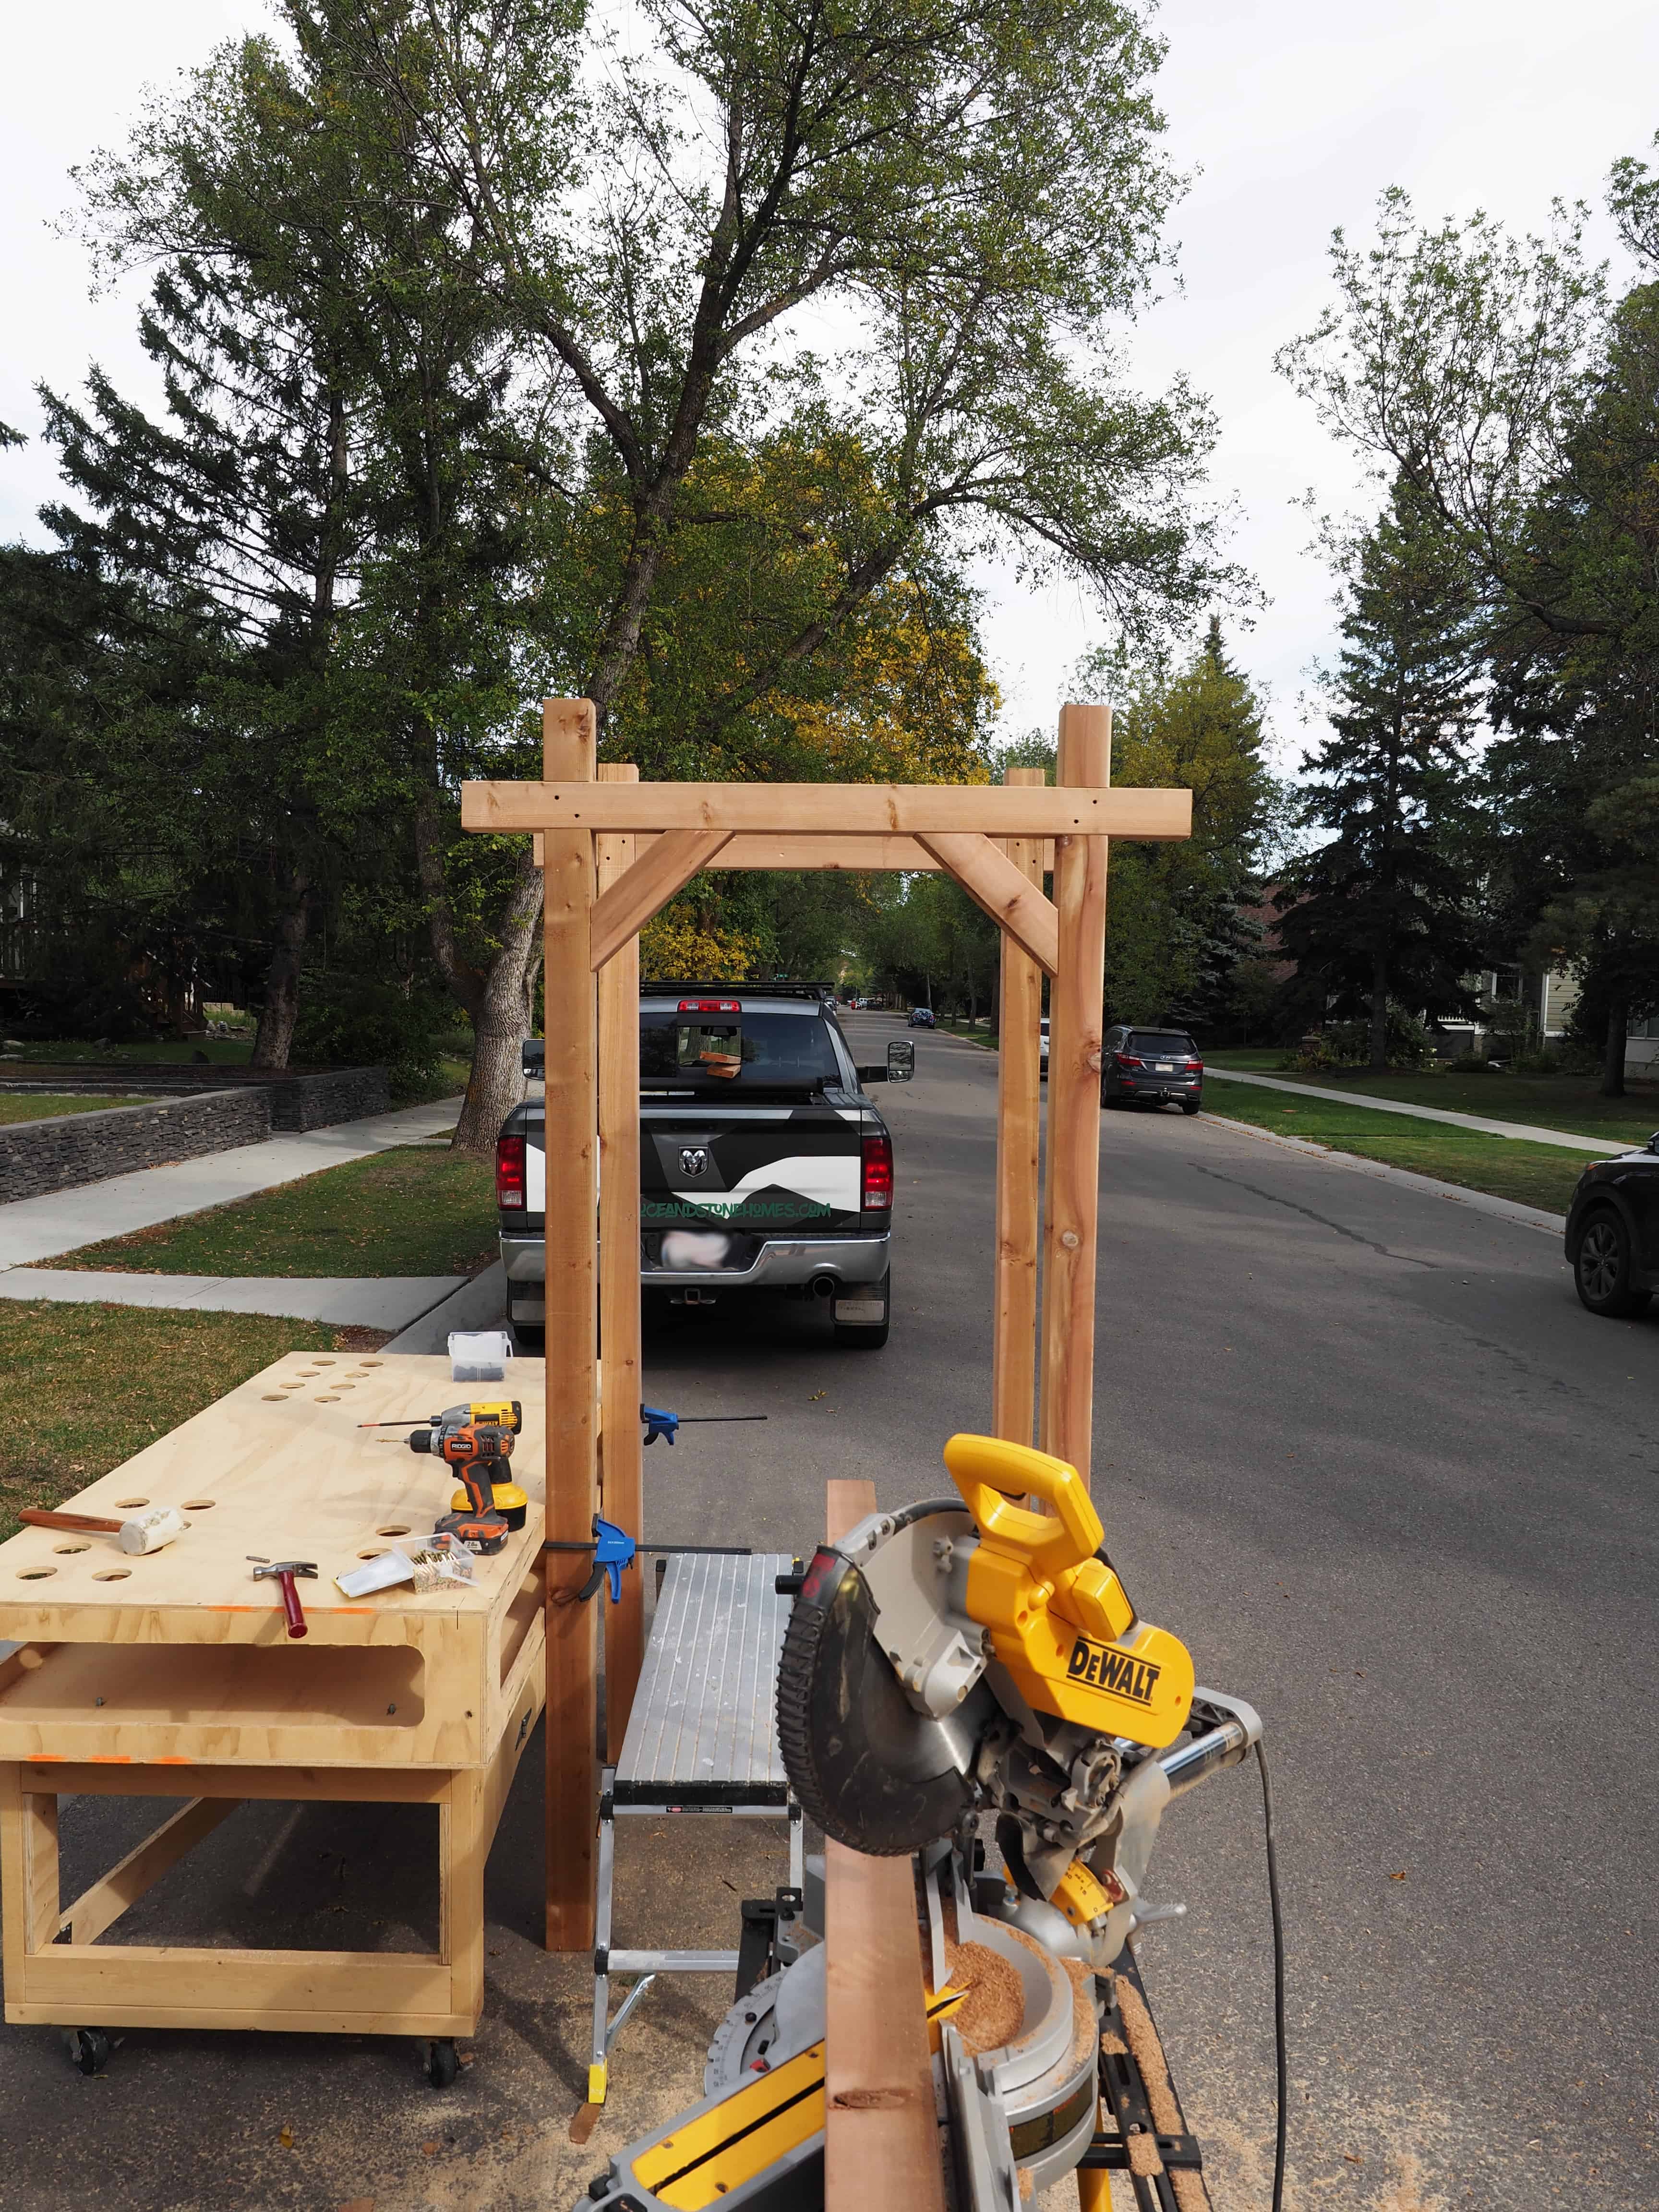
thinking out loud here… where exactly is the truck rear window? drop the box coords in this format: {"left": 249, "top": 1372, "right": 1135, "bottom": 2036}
{"left": 1130, "top": 1031, "right": 1197, "bottom": 1056}
{"left": 639, "top": 1011, "right": 839, "bottom": 1089}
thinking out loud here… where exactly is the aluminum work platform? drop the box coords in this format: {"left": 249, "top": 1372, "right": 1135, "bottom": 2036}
{"left": 589, "top": 1551, "right": 805, "bottom": 2105}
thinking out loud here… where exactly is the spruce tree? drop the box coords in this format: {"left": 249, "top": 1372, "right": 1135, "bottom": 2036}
{"left": 1277, "top": 483, "right": 1483, "bottom": 1068}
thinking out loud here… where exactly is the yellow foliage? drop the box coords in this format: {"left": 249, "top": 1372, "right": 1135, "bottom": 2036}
{"left": 765, "top": 581, "right": 996, "bottom": 786}
{"left": 639, "top": 910, "right": 767, "bottom": 980}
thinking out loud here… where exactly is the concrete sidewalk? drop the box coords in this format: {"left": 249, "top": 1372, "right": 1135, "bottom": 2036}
{"left": 0, "top": 1268, "right": 468, "bottom": 1328}
{"left": 1204, "top": 1066, "right": 1642, "bottom": 1153}
{"left": 0, "top": 1094, "right": 463, "bottom": 1270}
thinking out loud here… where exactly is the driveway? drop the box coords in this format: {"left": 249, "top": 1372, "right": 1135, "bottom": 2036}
{"left": 0, "top": 1017, "right": 1651, "bottom": 2210}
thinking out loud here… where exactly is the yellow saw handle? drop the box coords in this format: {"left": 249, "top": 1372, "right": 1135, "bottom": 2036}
{"left": 943, "top": 1433, "right": 1102, "bottom": 1578}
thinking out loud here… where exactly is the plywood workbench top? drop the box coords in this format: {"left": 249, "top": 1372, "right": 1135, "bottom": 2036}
{"left": 0, "top": 1355, "right": 549, "bottom": 1769}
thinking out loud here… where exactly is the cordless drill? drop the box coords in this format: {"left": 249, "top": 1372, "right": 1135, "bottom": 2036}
{"left": 398, "top": 1401, "right": 525, "bottom": 1554}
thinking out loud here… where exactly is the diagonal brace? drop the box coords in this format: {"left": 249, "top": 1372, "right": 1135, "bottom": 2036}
{"left": 589, "top": 829, "right": 733, "bottom": 970}
{"left": 916, "top": 833, "right": 1060, "bottom": 977}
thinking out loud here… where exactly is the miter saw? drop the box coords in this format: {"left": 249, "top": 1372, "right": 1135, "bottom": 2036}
{"left": 574, "top": 1433, "right": 1270, "bottom": 2212}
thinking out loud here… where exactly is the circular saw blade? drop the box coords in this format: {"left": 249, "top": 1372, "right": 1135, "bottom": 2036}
{"left": 776, "top": 1503, "right": 981, "bottom": 1855}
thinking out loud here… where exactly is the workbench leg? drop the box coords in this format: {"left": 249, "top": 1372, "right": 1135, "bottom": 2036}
{"left": 0, "top": 1767, "right": 59, "bottom": 1999}
{"left": 1040, "top": 704, "right": 1110, "bottom": 1479}
{"left": 993, "top": 765, "right": 1046, "bottom": 1448}
{"left": 542, "top": 697, "right": 601, "bottom": 1952}
{"left": 440, "top": 1768, "right": 489, "bottom": 2026}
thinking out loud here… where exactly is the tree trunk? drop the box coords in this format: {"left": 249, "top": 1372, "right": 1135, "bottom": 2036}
{"left": 1601, "top": 996, "right": 1628, "bottom": 1099}
{"left": 1369, "top": 941, "right": 1389, "bottom": 1071}
{"left": 445, "top": 850, "right": 546, "bottom": 1156}
{"left": 251, "top": 881, "right": 310, "bottom": 1070}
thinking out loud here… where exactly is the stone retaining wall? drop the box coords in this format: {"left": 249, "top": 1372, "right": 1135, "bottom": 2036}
{"left": 0, "top": 1089, "right": 273, "bottom": 1204}
{"left": 0, "top": 1064, "right": 389, "bottom": 1131}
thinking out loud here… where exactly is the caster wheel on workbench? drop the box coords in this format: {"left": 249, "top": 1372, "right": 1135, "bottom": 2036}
{"left": 68, "top": 2028, "right": 112, "bottom": 2077}
{"left": 425, "top": 2038, "right": 459, "bottom": 2089}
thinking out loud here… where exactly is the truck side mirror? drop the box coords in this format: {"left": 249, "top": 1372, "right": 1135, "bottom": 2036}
{"left": 886, "top": 1039, "right": 914, "bottom": 1083}
{"left": 521, "top": 1039, "right": 545, "bottom": 1077}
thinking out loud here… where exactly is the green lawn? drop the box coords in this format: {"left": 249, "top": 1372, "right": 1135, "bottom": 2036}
{"left": 57, "top": 1145, "right": 497, "bottom": 1278}
{"left": 0, "top": 1092, "right": 149, "bottom": 1124}
{"left": 1202, "top": 1054, "right": 1659, "bottom": 1146}
{"left": 0, "top": 1303, "right": 360, "bottom": 1536}
{"left": 1199, "top": 1087, "right": 1588, "bottom": 1214}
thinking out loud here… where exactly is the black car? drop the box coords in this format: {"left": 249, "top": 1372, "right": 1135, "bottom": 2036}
{"left": 1564, "top": 1134, "right": 1659, "bottom": 1316}
{"left": 1100, "top": 1025, "right": 1203, "bottom": 1113}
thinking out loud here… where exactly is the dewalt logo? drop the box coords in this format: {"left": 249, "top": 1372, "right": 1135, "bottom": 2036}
{"left": 1067, "top": 1635, "right": 1161, "bottom": 1706}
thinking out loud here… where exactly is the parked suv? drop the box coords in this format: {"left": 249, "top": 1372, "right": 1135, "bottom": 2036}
{"left": 497, "top": 986, "right": 913, "bottom": 1349}
{"left": 1564, "top": 1135, "right": 1659, "bottom": 1316}
{"left": 1101, "top": 1026, "right": 1203, "bottom": 1113}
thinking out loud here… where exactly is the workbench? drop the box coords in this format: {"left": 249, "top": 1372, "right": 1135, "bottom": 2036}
{"left": 0, "top": 1352, "right": 546, "bottom": 2068}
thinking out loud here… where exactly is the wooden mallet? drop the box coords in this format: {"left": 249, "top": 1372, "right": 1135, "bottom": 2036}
{"left": 19, "top": 1505, "right": 187, "bottom": 1555}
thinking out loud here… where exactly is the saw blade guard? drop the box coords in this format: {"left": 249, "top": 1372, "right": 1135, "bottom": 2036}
{"left": 775, "top": 1500, "right": 990, "bottom": 1855}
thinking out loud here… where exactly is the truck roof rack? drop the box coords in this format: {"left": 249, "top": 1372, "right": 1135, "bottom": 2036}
{"left": 639, "top": 981, "right": 831, "bottom": 1001}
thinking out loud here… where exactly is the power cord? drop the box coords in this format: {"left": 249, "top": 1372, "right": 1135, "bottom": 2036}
{"left": 1257, "top": 1740, "right": 1287, "bottom": 2212}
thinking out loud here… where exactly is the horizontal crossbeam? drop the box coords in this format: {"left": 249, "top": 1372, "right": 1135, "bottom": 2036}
{"left": 465, "top": 781, "right": 1189, "bottom": 840}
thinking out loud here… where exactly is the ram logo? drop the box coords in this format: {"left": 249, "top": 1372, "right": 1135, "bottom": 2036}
{"left": 679, "top": 1145, "right": 711, "bottom": 1178}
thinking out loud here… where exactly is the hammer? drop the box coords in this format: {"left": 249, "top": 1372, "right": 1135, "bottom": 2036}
{"left": 20, "top": 1505, "right": 186, "bottom": 1556}
{"left": 252, "top": 1560, "right": 317, "bottom": 1639}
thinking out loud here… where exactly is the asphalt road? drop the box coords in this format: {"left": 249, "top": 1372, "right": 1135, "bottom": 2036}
{"left": 1, "top": 1014, "right": 1652, "bottom": 2210}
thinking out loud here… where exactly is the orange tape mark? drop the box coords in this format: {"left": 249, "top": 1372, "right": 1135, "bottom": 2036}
{"left": 86, "top": 1755, "right": 131, "bottom": 1763}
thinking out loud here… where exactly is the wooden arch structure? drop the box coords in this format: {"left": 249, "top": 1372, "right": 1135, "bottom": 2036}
{"left": 460, "top": 698, "right": 1193, "bottom": 1964}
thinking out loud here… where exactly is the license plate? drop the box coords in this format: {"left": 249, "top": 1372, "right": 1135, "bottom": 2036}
{"left": 1155, "top": 1061, "right": 1174, "bottom": 1072}
{"left": 835, "top": 1298, "right": 885, "bottom": 1322}
{"left": 660, "top": 1229, "right": 732, "bottom": 1269}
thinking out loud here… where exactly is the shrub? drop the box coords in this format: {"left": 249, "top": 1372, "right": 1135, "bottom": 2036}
{"left": 291, "top": 976, "right": 454, "bottom": 1102}
{"left": 1284, "top": 1005, "right": 1436, "bottom": 1071}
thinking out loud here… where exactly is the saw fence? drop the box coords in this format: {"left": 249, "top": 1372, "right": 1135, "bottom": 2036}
{"left": 460, "top": 698, "right": 1191, "bottom": 1957}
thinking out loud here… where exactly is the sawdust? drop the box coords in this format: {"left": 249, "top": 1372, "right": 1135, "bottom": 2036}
{"left": 1128, "top": 2132, "right": 1165, "bottom": 2176}
{"left": 943, "top": 1938, "right": 1025, "bottom": 2054}
{"left": 1110, "top": 1971, "right": 1214, "bottom": 2212}
{"left": 1112, "top": 1971, "right": 1182, "bottom": 2133}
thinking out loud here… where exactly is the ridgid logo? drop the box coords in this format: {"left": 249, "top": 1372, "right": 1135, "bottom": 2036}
{"left": 1067, "top": 1635, "right": 1161, "bottom": 1706}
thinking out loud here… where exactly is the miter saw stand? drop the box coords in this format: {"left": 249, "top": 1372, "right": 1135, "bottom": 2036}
{"left": 574, "top": 1809, "right": 1236, "bottom": 2212}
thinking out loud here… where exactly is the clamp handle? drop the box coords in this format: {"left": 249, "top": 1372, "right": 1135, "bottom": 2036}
{"left": 943, "top": 1433, "right": 1103, "bottom": 1579}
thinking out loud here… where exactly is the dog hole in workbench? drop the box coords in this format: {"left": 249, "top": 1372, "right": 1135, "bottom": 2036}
{"left": 16, "top": 1568, "right": 55, "bottom": 1580}
{"left": 53, "top": 1542, "right": 89, "bottom": 1554}
{"left": 114, "top": 1497, "right": 148, "bottom": 1509}
{"left": 377, "top": 1525, "right": 411, "bottom": 1537}
{"left": 317, "top": 1395, "right": 340, "bottom": 1402}
{"left": 358, "top": 1549, "right": 387, "bottom": 1561}
{"left": 183, "top": 1500, "right": 215, "bottom": 1511}
{"left": 262, "top": 1394, "right": 286, "bottom": 1401}
{"left": 93, "top": 1570, "right": 131, "bottom": 1581}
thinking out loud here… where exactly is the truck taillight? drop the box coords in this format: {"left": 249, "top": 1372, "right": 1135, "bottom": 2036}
{"left": 679, "top": 998, "right": 741, "bottom": 1011}
{"left": 1187, "top": 1058, "right": 1204, "bottom": 1075}
{"left": 496, "top": 1135, "right": 527, "bottom": 1210}
{"left": 862, "top": 1131, "right": 893, "bottom": 1212}
{"left": 1114, "top": 1052, "right": 1144, "bottom": 1069}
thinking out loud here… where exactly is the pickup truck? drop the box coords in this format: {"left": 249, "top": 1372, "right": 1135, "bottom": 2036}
{"left": 496, "top": 984, "right": 914, "bottom": 1349}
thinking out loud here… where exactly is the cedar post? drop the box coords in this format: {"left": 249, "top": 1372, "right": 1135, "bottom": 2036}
{"left": 822, "top": 1481, "right": 947, "bottom": 2212}
{"left": 991, "top": 766, "right": 1046, "bottom": 1446}
{"left": 1039, "top": 704, "right": 1110, "bottom": 1479}
{"left": 541, "top": 697, "right": 600, "bottom": 1950}
{"left": 596, "top": 764, "right": 645, "bottom": 1747}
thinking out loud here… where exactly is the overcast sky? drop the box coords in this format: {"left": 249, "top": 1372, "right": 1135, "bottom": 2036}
{"left": 3, "top": 2, "right": 1656, "bottom": 768}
